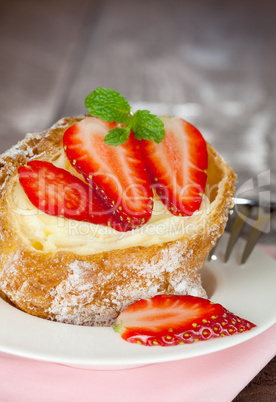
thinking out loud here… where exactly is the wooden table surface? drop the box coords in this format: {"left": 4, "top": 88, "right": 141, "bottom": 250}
{"left": 0, "top": 0, "right": 275, "bottom": 399}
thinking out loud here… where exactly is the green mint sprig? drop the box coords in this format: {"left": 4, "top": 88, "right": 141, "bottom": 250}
{"left": 85, "top": 87, "right": 131, "bottom": 124}
{"left": 130, "top": 110, "right": 165, "bottom": 144}
{"left": 85, "top": 87, "right": 165, "bottom": 146}
{"left": 104, "top": 126, "right": 131, "bottom": 146}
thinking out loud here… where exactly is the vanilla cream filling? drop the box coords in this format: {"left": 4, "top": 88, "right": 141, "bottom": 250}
{"left": 7, "top": 151, "right": 212, "bottom": 255}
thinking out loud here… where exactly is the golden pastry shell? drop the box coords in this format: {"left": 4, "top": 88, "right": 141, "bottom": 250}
{"left": 0, "top": 116, "right": 236, "bottom": 326}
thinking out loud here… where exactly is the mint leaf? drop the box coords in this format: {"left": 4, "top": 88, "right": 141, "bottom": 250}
{"left": 104, "top": 126, "right": 131, "bottom": 146}
{"left": 85, "top": 87, "right": 131, "bottom": 123}
{"left": 85, "top": 88, "right": 166, "bottom": 146}
{"left": 131, "top": 110, "right": 165, "bottom": 143}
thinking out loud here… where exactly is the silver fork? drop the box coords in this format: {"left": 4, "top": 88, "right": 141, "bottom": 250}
{"left": 208, "top": 198, "right": 276, "bottom": 264}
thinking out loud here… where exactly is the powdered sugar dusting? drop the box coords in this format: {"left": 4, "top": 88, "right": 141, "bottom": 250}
{"left": 47, "top": 241, "right": 206, "bottom": 326}
{"left": 0, "top": 116, "right": 85, "bottom": 191}
{"left": 49, "top": 260, "right": 99, "bottom": 325}
{"left": 0, "top": 117, "right": 66, "bottom": 162}
{"left": 0, "top": 250, "right": 29, "bottom": 305}
{"left": 0, "top": 116, "right": 235, "bottom": 327}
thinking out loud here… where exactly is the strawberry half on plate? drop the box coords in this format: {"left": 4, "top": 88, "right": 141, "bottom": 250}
{"left": 63, "top": 117, "right": 154, "bottom": 229}
{"left": 113, "top": 295, "right": 256, "bottom": 346}
{"left": 18, "top": 160, "right": 127, "bottom": 231}
{"left": 140, "top": 117, "right": 208, "bottom": 216}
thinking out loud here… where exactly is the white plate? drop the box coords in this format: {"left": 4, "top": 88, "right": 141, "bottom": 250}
{"left": 0, "top": 234, "right": 276, "bottom": 370}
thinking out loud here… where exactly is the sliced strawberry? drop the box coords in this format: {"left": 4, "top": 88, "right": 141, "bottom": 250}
{"left": 18, "top": 160, "right": 128, "bottom": 231}
{"left": 140, "top": 117, "right": 208, "bottom": 216}
{"left": 63, "top": 117, "right": 154, "bottom": 228}
{"left": 113, "top": 295, "right": 256, "bottom": 346}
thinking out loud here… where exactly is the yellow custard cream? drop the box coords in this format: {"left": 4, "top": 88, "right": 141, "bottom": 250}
{"left": 7, "top": 152, "right": 212, "bottom": 255}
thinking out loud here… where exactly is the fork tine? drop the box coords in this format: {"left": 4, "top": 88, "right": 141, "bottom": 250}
{"left": 241, "top": 208, "right": 274, "bottom": 264}
{"left": 224, "top": 204, "right": 252, "bottom": 263}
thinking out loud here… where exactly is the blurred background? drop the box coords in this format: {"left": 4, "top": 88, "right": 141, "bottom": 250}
{"left": 0, "top": 0, "right": 275, "bottom": 396}
{"left": 0, "top": 0, "right": 275, "bottom": 201}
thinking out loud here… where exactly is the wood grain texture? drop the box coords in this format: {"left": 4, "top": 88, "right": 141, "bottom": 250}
{"left": 0, "top": 0, "right": 96, "bottom": 140}
{"left": 0, "top": 0, "right": 275, "bottom": 398}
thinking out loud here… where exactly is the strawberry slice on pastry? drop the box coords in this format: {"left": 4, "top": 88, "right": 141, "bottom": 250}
{"left": 18, "top": 160, "right": 128, "bottom": 231}
{"left": 141, "top": 117, "right": 208, "bottom": 216}
{"left": 63, "top": 116, "right": 154, "bottom": 228}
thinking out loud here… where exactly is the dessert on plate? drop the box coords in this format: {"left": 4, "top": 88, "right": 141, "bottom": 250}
{"left": 0, "top": 88, "right": 236, "bottom": 326}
